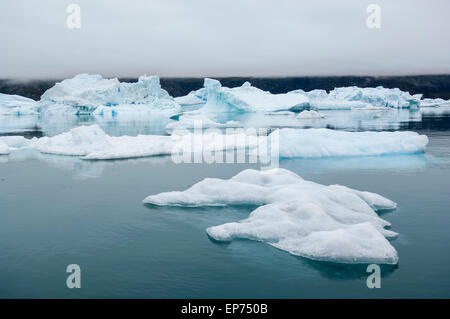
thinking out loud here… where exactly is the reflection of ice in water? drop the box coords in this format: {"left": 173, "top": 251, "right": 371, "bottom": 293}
{"left": 2, "top": 148, "right": 173, "bottom": 179}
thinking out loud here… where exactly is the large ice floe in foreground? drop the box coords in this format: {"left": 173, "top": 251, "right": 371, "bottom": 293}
{"left": 290, "top": 86, "right": 422, "bottom": 110}
{"left": 196, "top": 78, "right": 310, "bottom": 113}
{"left": 264, "top": 128, "right": 429, "bottom": 158}
{"left": 143, "top": 168, "right": 399, "bottom": 264}
{"left": 38, "top": 74, "right": 181, "bottom": 116}
{"left": 0, "top": 93, "right": 39, "bottom": 115}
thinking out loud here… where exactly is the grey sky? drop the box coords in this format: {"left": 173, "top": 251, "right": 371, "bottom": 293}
{"left": 1, "top": 0, "right": 449, "bottom": 78}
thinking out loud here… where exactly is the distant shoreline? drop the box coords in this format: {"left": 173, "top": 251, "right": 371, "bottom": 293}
{"left": 2, "top": 74, "right": 450, "bottom": 100}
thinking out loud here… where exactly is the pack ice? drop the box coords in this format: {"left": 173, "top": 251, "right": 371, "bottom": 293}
{"left": 0, "top": 93, "right": 39, "bottom": 115}
{"left": 262, "top": 128, "right": 428, "bottom": 158}
{"left": 291, "top": 86, "right": 422, "bottom": 109}
{"left": 143, "top": 168, "right": 399, "bottom": 264}
{"left": 195, "top": 78, "right": 310, "bottom": 113}
{"left": 38, "top": 74, "right": 181, "bottom": 116}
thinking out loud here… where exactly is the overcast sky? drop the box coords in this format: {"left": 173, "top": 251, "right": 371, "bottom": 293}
{"left": 1, "top": 0, "right": 449, "bottom": 78}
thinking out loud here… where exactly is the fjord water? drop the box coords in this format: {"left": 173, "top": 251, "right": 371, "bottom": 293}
{"left": 0, "top": 112, "right": 450, "bottom": 298}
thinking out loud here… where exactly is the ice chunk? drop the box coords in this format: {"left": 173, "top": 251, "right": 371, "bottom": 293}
{"left": 0, "top": 142, "right": 9, "bottom": 155}
{"left": 0, "top": 93, "right": 39, "bottom": 115}
{"left": 175, "top": 88, "right": 207, "bottom": 106}
{"left": 420, "top": 98, "right": 450, "bottom": 108}
{"left": 166, "top": 114, "right": 242, "bottom": 131}
{"left": 38, "top": 74, "right": 181, "bottom": 116}
{"left": 197, "top": 78, "right": 310, "bottom": 113}
{"left": 297, "top": 110, "right": 326, "bottom": 119}
{"left": 291, "top": 86, "right": 421, "bottom": 109}
{"left": 143, "top": 168, "right": 398, "bottom": 264}
{"left": 10, "top": 125, "right": 258, "bottom": 160}
{"left": 258, "top": 128, "right": 428, "bottom": 158}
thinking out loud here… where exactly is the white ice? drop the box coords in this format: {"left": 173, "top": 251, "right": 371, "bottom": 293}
{"left": 143, "top": 168, "right": 399, "bottom": 264}
{"left": 297, "top": 110, "right": 326, "bottom": 119}
{"left": 175, "top": 88, "right": 207, "bottom": 106}
{"left": 259, "top": 128, "right": 428, "bottom": 158}
{"left": 291, "top": 86, "right": 421, "bottom": 110}
{"left": 0, "top": 93, "right": 39, "bottom": 115}
{"left": 38, "top": 74, "right": 181, "bottom": 116}
{"left": 196, "top": 78, "right": 310, "bottom": 113}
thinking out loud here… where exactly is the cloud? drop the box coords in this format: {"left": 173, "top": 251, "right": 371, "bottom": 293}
{"left": 0, "top": 0, "right": 449, "bottom": 78}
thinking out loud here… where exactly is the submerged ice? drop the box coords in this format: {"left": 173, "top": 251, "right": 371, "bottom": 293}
{"left": 143, "top": 168, "right": 399, "bottom": 264}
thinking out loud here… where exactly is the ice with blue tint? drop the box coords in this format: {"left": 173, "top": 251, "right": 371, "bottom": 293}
{"left": 0, "top": 93, "right": 39, "bottom": 115}
{"left": 260, "top": 128, "right": 428, "bottom": 158}
{"left": 196, "top": 78, "right": 310, "bottom": 113}
{"left": 175, "top": 88, "right": 207, "bottom": 106}
{"left": 420, "top": 98, "right": 450, "bottom": 108}
{"left": 143, "top": 168, "right": 399, "bottom": 264}
{"left": 38, "top": 74, "right": 181, "bottom": 116}
{"left": 291, "top": 86, "right": 421, "bottom": 109}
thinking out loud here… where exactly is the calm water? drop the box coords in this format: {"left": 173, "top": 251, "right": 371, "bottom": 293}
{"left": 0, "top": 111, "right": 450, "bottom": 298}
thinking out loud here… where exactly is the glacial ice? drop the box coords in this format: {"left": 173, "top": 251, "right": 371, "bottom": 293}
{"left": 420, "top": 98, "right": 450, "bottom": 108}
{"left": 175, "top": 88, "right": 207, "bottom": 106}
{"left": 0, "top": 93, "right": 39, "bottom": 115}
{"left": 143, "top": 168, "right": 399, "bottom": 264}
{"left": 291, "top": 86, "right": 421, "bottom": 110}
{"left": 260, "top": 128, "right": 429, "bottom": 158}
{"left": 38, "top": 74, "right": 181, "bottom": 116}
{"left": 9, "top": 125, "right": 259, "bottom": 160}
{"left": 196, "top": 78, "right": 310, "bottom": 113}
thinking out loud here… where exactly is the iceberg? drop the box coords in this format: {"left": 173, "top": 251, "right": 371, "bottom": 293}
{"left": 259, "top": 128, "right": 428, "bottom": 158}
{"left": 143, "top": 168, "right": 399, "bottom": 264}
{"left": 196, "top": 78, "right": 310, "bottom": 113}
{"left": 38, "top": 74, "right": 181, "bottom": 116}
{"left": 291, "top": 86, "right": 421, "bottom": 109}
{"left": 0, "top": 93, "right": 39, "bottom": 115}
{"left": 420, "top": 98, "right": 450, "bottom": 108}
{"left": 175, "top": 88, "right": 207, "bottom": 106}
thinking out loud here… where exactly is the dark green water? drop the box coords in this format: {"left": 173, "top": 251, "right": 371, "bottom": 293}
{"left": 0, "top": 114, "right": 449, "bottom": 298}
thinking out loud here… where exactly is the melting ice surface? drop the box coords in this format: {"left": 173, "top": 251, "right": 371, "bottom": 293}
{"left": 0, "top": 93, "right": 39, "bottom": 115}
{"left": 143, "top": 168, "right": 399, "bottom": 264}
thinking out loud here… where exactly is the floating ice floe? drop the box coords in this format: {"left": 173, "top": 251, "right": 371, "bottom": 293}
{"left": 2, "top": 124, "right": 260, "bottom": 160}
{"left": 291, "top": 86, "right": 421, "bottom": 110}
{"left": 166, "top": 114, "right": 243, "bottom": 131}
{"left": 296, "top": 110, "right": 326, "bottom": 119}
{"left": 0, "top": 142, "right": 10, "bottom": 155}
{"left": 0, "top": 93, "right": 39, "bottom": 115}
{"left": 38, "top": 74, "right": 181, "bottom": 116}
{"left": 195, "top": 78, "right": 310, "bottom": 113}
{"left": 143, "top": 168, "right": 399, "bottom": 264}
{"left": 259, "top": 128, "right": 428, "bottom": 158}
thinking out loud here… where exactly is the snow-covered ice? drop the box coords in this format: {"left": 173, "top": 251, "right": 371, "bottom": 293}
{"left": 143, "top": 168, "right": 399, "bottom": 264}
{"left": 0, "top": 142, "right": 9, "bottom": 155}
{"left": 0, "top": 93, "right": 39, "bottom": 115}
{"left": 166, "top": 114, "right": 243, "bottom": 131}
{"left": 420, "top": 98, "right": 450, "bottom": 108}
{"left": 259, "top": 128, "right": 428, "bottom": 158}
{"left": 196, "top": 78, "right": 310, "bottom": 113}
{"left": 38, "top": 74, "right": 181, "bottom": 116}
